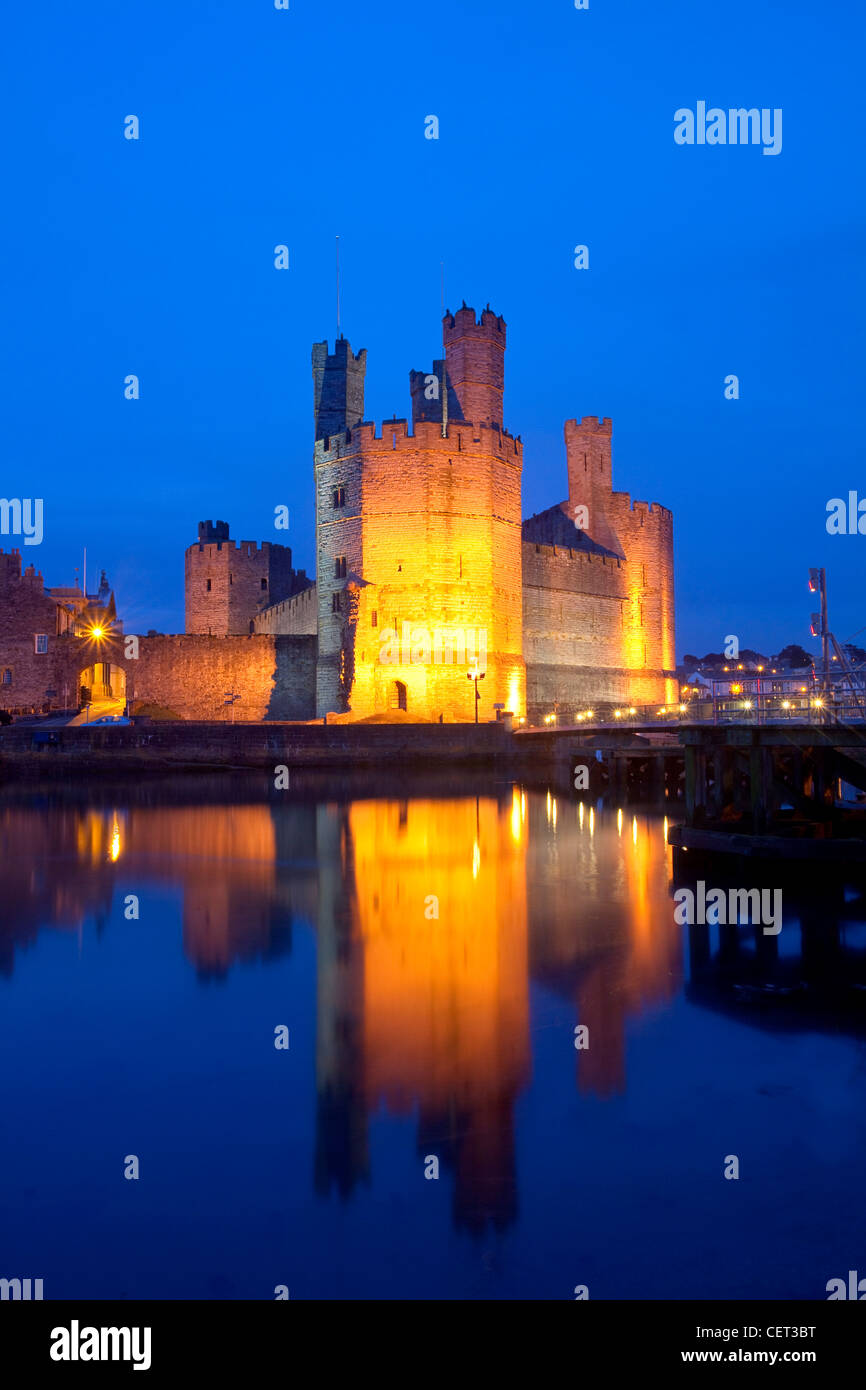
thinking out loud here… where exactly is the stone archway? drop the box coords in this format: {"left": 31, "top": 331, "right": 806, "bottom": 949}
{"left": 78, "top": 662, "right": 127, "bottom": 706}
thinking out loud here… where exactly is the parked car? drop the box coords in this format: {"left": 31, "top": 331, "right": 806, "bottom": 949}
{"left": 87, "top": 715, "right": 132, "bottom": 727}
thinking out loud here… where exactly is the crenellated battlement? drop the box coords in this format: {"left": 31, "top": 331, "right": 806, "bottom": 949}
{"left": 609, "top": 491, "right": 674, "bottom": 523}
{"left": 311, "top": 338, "right": 367, "bottom": 370}
{"left": 565, "top": 416, "right": 613, "bottom": 436}
{"left": 197, "top": 519, "right": 230, "bottom": 543}
{"left": 191, "top": 538, "right": 292, "bottom": 557}
{"left": 0, "top": 547, "right": 23, "bottom": 583}
{"left": 0, "top": 548, "right": 45, "bottom": 588}
{"left": 443, "top": 303, "right": 506, "bottom": 340}
{"left": 314, "top": 417, "right": 522, "bottom": 465}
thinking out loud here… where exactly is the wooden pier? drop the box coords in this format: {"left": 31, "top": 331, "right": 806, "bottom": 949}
{"left": 515, "top": 721, "right": 866, "bottom": 862}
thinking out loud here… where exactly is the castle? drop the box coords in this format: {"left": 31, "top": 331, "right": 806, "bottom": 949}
{"left": 0, "top": 304, "right": 676, "bottom": 723}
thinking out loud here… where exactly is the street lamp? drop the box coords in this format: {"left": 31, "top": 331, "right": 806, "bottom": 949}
{"left": 466, "top": 661, "right": 485, "bottom": 724}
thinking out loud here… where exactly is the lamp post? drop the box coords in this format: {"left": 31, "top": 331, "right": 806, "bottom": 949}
{"left": 466, "top": 661, "right": 485, "bottom": 724}
{"left": 809, "top": 567, "right": 830, "bottom": 703}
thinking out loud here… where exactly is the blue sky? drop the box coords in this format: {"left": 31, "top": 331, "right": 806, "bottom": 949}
{"left": 2, "top": 0, "right": 864, "bottom": 657}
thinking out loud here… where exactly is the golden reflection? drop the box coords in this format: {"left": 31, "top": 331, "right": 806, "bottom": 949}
{"left": 511, "top": 789, "right": 521, "bottom": 842}
{"left": 320, "top": 796, "right": 530, "bottom": 1229}
{"left": 527, "top": 796, "right": 680, "bottom": 1099}
{"left": 1, "top": 790, "right": 682, "bottom": 1224}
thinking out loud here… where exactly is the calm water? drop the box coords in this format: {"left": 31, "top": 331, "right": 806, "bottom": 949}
{"left": 1, "top": 776, "right": 865, "bottom": 1301}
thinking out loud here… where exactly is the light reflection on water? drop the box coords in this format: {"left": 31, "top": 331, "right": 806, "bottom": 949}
{"left": 0, "top": 779, "right": 864, "bottom": 1299}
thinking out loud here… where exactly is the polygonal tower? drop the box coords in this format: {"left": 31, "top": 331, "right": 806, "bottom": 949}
{"left": 314, "top": 306, "right": 525, "bottom": 722}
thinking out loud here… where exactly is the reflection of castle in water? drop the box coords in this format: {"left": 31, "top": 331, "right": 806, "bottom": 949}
{"left": 314, "top": 797, "right": 531, "bottom": 1231}
{"left": 0, "top": 787, "right": 684, "bottom": 1230}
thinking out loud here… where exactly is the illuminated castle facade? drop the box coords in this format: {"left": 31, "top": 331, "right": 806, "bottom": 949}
{"left": 256, "top": 303, "right": 676, "bottom": 723}
{"left": 0, "top": 303, "right": 675, "bottom": 724}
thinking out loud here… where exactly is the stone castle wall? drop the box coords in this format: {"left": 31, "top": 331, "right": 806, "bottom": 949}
{"left": 521, "top": 418, "right": 677, "bottom": 721}
{"left": 314, "top": 418, "right": 525, "bottom": 722}
{"left": 48, "top": 633, "right": 317, "bottom": 721}
{"left": 253, "top": 584, "right": 318, "bottom": 635}
{"left": 0, "top": 551, "right": 63, "bottom": 710}
{"left": 522, "top": 540, "right": 631, "bottom": 714}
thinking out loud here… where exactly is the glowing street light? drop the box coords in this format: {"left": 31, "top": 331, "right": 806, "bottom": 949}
{"left": 466, "top": 660, "right": 486, "bottom": 724}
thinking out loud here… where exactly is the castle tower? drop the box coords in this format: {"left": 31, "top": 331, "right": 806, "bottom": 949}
{"left": 409, "top": 359, "right": 463, "bottom": 427}
{"left": 522, "top": 418, "right": 676, "bottom": 720}
{"left": 442, "top": 305, "right": 506, "bottom": 427}
{"left": 564, "top": 417, "right": 623, "bottom": 558}
{"left": 314, "top": 304, "right": 525, "bottom": 721}
{"left": 564, "top": 418, "right": 675, "bottom": 700}
{"left": 185, "top": 520, "right": 299, "bottom": 635}
{"left": 312, "top": 338, "right": 367, "bottom": 443}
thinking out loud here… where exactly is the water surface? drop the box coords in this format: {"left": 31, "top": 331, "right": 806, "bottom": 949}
{"left": 1, "top": 776, "right": 864, "bottom": 1300}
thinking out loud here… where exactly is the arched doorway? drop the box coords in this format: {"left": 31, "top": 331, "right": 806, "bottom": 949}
{"left": 389, "top": 680, "right": 407, "bottom": 713}
{"left": 79, "top": 663, "right": 127, "bottom": 706}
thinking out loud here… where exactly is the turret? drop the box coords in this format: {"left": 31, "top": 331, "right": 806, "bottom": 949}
{"left": 442, "top": 304, "right": 506, "bottom": 427}
{"left": 311, "top": 338, "right": 367, "bottom": 444}
{"left": 564, "top": 417, "right": 622, "bottom": 557}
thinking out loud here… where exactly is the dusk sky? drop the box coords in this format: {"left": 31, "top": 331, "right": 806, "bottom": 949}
{"left": 3, "top": 0, "right": 863, "bottom": 657}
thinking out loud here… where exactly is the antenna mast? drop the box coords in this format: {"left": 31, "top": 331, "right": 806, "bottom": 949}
{"left": 440, "top": 261, "right": 447, "bottom": 438}
{"left": 336, "top": 235, "right": 341, "bottom": 336}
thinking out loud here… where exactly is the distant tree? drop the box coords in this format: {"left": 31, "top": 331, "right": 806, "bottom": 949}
{"left": 775, "top": 644, "right": 813, "bottom": 668}
{"left": 739, "top": 649, "right": 769, "bottom": 665}
{"left": 843, "top": 643, "right": 866, "bottom": 665}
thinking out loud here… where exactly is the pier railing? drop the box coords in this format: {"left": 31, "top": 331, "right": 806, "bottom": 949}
{"left": 536, "top": 695, "right": 866, "bottom": 730}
